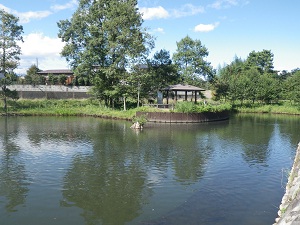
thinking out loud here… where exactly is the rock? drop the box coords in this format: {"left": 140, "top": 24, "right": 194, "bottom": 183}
{"left": 130, "top": 122, "right": 143, "bottom": 129}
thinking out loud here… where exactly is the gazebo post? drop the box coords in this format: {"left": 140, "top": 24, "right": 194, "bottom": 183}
{"left": 166, "top": 91, "right": 169, "bottom": 104}
{"left": 162, "top": 84, "right": 205, "bottom": 106}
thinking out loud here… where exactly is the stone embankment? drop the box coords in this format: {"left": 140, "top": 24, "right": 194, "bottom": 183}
{"left": 274, "top": 142, "right": 300, "bottom": 225}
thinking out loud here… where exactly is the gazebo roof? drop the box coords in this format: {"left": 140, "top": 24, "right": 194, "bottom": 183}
{"left": 163, "top": 84, "right": 205, "bottom": 91}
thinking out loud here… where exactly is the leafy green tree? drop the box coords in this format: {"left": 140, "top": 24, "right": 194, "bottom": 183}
{"left": 279, "top": 70, "right": 291, "bottom": 80}
{"left": 58, "top": 0, "right": 154, "bottom": 108}
{"left": 213, "top": 52, "right": 283, "bottom": 105}
{"left": 213, "top": 57, "right": 244, "bottom": 102}
{"left": 149, "top": 49, "right": 179, "bottom": 92}
{"left": 284, "top": 71, "right": 300, "bottom": 104}
{"left": 172, "top": 36, "right": 214, "bottom": 85}
{"left": 58, "top": 74, "right": 67, "bottom": 85}
{"left": 243, "top": 67, "right": 261, "bottom": 103}
{"left": 256, "top": 73, "right": 280, "bottom": 104}
{"left": 47, "top": 74, "right": 58, "bottom": 85}
{"left": 245, "top": 49, "right": 274, "bottom": 74}
{"left": 25, "top": 64, "right": 42, "bottom": 85}
{"left": 130, "top": 64, "right": 152, "bottom": 107}
{"left": 0, "top": 10, "right": 23, "bottom": 112}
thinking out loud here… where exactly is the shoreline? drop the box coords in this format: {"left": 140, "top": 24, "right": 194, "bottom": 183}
{"left": 274, "top": 143, "right": 300, "bottom": 224}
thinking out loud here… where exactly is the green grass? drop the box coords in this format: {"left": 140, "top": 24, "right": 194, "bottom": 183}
{"left": 235, "top": 102, "right": 300, "bottom": 115}
{"left": 1, "top": 99, "right": 299, "bottom": 119}
{"left": 0, "top": 99, "right": 168, "bottom": 120}
{"left": 173, "top": 101, "right": 233, "bottom": 113}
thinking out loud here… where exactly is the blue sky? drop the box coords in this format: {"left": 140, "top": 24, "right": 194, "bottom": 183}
{"left": 0, "top": 0, "right": 299, "bottom": 75}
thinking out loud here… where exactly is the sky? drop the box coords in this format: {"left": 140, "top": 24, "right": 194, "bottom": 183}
{"left": 0, "top": 0, "right": 299, "bottom": 75}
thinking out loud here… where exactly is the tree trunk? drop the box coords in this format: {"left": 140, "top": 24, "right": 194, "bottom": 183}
{"left": 137, "top": 83, "right": 140, "bottom": 108}
{"left": 2, "top": 85, "right": 7, "bottom": 113}
{"left": 123, "top": 96, "right": 126, "bottom": 111}
{"left": 3, "top": 96, "right": 7, "bottom": 113}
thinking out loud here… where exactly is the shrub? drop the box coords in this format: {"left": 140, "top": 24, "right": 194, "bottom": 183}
{"left": 174, "top": 101, "right": 232, "bottom": 113}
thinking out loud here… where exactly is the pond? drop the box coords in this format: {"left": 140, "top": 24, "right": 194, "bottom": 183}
{"left": 0, "top": 114, "right": 299, "bottom": 225}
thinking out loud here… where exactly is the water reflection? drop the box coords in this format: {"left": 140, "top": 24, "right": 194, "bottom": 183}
{"left": 60, "top": 122, "right": 213, "bottom": 224}
{"left": 0, "top": 118, "right": 29, "bottom": 212}
{"left": 60, "top": 123, "right": 150, "bottom": 225}
{"left": 0, "top": 115, "right": 298, "bottom": 225}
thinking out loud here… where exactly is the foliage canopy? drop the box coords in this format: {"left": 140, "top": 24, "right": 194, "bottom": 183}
{"left": 0, "top": 9, "right": 23, "bottom": 111}
{"left": 58, "top": 0, "right": 154, "bottom": 107}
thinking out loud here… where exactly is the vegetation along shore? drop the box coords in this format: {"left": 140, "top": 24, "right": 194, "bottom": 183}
{"left": 0, "top": 99, "right": 299, "bottom": 121}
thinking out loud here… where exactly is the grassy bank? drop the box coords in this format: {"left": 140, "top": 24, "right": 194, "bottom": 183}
{"left": 235, "top": 102, "right": 300, "bottom": 115}
{"left": 0, "top": 99, "right": 164, "bottom": 120}
{"left": 1, "top": 99, "right": 299, "bottom": 119}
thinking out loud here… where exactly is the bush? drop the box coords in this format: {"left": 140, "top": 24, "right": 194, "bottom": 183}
{"left": 174, "top": 101, "right": 232, "bottom": 113}
{"left": 132, "top": 114, "right": 147, "bottom": 126}
{"left": 174, "top": 101, "right": 198, "bottom": 113}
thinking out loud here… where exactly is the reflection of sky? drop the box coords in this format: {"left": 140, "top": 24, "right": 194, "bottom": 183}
{"left": 0, "top": 127, "right": 93, "bottom": 224}
{"left": 15, "top": 132, "right": 94, "bottom": 183}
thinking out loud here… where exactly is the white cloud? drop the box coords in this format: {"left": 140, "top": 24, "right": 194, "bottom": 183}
{"left": 153, "top": 27, "right": 165, "bottom": 34}
{"left": 139, "top": 4, "right": 204, "bottom": 20}
{"left": 209, "top": 0, "right": 248, "bottom": 9}
{"left": 0, "top": 3, "right": 11, "bottom": 12}
{"left": 18, "top": 11, "right": 53, "bottom": 24}
{"left": 20, "top": 33, "right": 65, "bottom": 57}
{"left": 194, "top": 22, "right": 220, "bottom": 32}
{"left": 139, "top": 6, "right": 169, "bottom": 20}
{"left": 0, "top": 0, "right": 78, "bottom": 24}
{"left": 16, "top": 33, "right": 68, "bottom": 74}
{"left": 0, "top": 4, "right": 52, "bottom": 24}
{"left": 211, "top": 0, "right": 238, "bottom": 9}
{"left": 51, "top": 0, "right": 78, "bottom": 11}
{"left": 172, "top": 4, "right": 205, "bottom": 18}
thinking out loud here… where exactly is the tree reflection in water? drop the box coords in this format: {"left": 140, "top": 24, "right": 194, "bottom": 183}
{"left": 0, "top": 117, "right": 29, "bottom": 212}
{"left": 60, "top": 122, "right": 212, "bottom": 225}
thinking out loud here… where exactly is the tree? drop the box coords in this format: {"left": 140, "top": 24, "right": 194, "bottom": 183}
{"left": 284, "top": 71, "right": 300, "bottom": 104}
{"left": 25, "top": 64, "right": 43, "bottom": 85}
{"left": 0, "top": 10, "right": 23, "bottom": 112}
{"left": 245, "top": 49, "right": 274, "bottom": 74}
{"left": 48, "top": 74, "right": 58, "bottom": 85}
{"left": 149, "top": 49, "right": 179, "bottom": 92}
{"left": 213, "top": 56, "right": 245, "bottom": 102}
{"left": 213, "top": 52, "right": 283, "bottom": 105}
{"left": 172, "top": 36, "right": 214, "bottom": 85}
{"left": 58, "top": 0, "right": 154, "bottom": 108}
{"left": 58, "top": 74, "right": 67, "bottom": 85}
{"left": 256, "top": 73, "right": 280, "bottom": 104}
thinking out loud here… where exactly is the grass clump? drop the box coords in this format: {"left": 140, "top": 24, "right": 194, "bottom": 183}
{"left": 236, "top": 102, "right": 300, "bottom": 115}
{"left": 132, "top": 114, "right": 147, "bottom": 126}
{"left": 0, "top": 99, "right": 138, "bottom": 119}
{"left": 174, "top": 101, "right": 232, "bottom": 113}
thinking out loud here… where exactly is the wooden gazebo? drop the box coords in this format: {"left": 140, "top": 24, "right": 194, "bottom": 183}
{"left": 163, "top": 84, "right": 205, "bottom": 104}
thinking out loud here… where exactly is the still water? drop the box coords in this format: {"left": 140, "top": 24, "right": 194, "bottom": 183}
{"left": 0, "top": 114, "right": 299, "bottom": 225}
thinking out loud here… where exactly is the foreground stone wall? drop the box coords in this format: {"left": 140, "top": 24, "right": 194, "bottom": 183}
{"left": 274, "top": 143, "right": 300, "bottom": 224}
{"left": 8, "top": 85, "right": 91, "bottom": 99}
